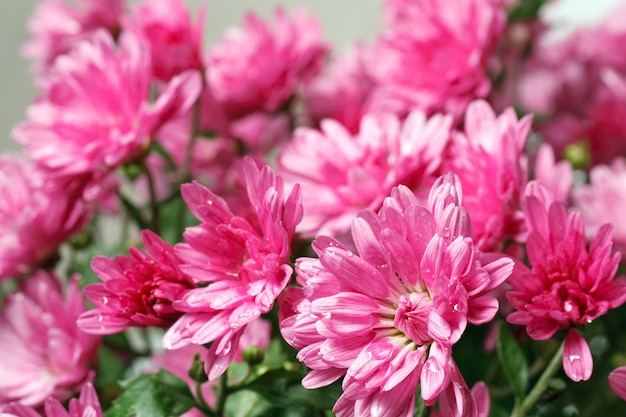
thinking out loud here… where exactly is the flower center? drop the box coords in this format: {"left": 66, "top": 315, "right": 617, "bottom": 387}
{"left": 393, "top": 292, "right": 433, "bottom": 345}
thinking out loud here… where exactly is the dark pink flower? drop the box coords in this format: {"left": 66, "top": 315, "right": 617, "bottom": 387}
{"left": 507, "top": 181, "right": 626, "bottom": 381}
{"left": 0, "top": 155, "right": 91, "bottom": 281}
{"left": 14, "top": 30, "right": 202, "bottom": 188}
{"left": 280, "top": 174, "right": 512, "bottom": 416}
{"left": 162, "top": 158, "right": 302, "bottom": 380}
{"left": 278, "top": 110, "right": 452, "bottom": 237}
{"left": 0, "top": 272, "right": 100, "bottom": 407}
{"left": 22, "top": 0, "right": 123, "bottom": 72}
{"left": 125, "top": 0, "right": 204, "bottom": 82}
{"left": 1, "top": 383, "right": 103, "bottom": 417}
{"left": 444, "top": 100, "right": 532, "bottom": 252}
{"left": 78, "top": 230, "right": 194, "bottom": 334}
{"left": 368, "top": 0, "right": 506, "bottom": 117}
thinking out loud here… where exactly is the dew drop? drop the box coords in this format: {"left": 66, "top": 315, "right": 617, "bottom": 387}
{"left": 568, "top": 354, "right": 581, "bottom": 362}
{"left": 102, "top": 296, "right": 108, "bottom": 305}
{"left": 323, "top": 311, "right": 332, "bottom": 319}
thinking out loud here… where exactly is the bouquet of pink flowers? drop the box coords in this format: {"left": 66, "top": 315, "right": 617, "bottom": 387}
{"left": 3, "top": 1, "right": 626, "bottom": 416}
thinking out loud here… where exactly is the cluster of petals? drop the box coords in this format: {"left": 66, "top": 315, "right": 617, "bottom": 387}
{"left": 367, "top": 0, "right": 506, "bottom": 118}
{"left": 443, "top": 100, "right": 532, "bottom": 252}
{"left": 279, "top": 174, "right": 513, "bottom": 417}
{"left": 516, "top": 4, "right": 626, "bottom": 166}
{"left": 572, "top": 158, "right": 626, "bottom": 255}
{"left": 77, "top": 230, "right": 194, "bottom": 334}
{"left": 201, "top": 8, "right": 327, "bottom": 150}
{"left": 301, "top": 44, "right": 375, "bottom": 134}
{"left": 0, "top": 154, "right": 91, "bottom": 281}
{"left": 13, "top": 29, "right": 202, "bottom": 188}
{"left": 161, "top": 158, "right": 302, "bottom": 381}
{"left": 506, "top": 181, "right": 626, "bottom": 381}
{"left": 1, "top": 383, "right": 102, "bottom": 417}
{"left": 0, "top": 271, "right": 100, "bottom": 407}
{"left": 278, "top": 110, "right": 452, "bottom": 237}
{"left": 22, "top": 0, "right": 124, "bottom": 72}
{"left": 124, "top": 0, "right": 204, "bottom": 82}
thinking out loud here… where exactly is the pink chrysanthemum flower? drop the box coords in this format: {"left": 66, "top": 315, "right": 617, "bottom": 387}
{"left": 572, "top": 158, "right": 626, "bottom": 255}
{"left": 125, "top": 0, "right": 204, "bottom": 82}
{"left": 507, "top": 181, "right": 626, "bottom": 382}
{"left": 443, "top": 100, "right": 532, "bottom": 252}
{"left": 0, "top": 271, "right": 100, "bottom": 407}
{"left": 277, "top": 110, "right": 452, "bottom": 237}
{"left": 279, "top": 174, "right": 512, "bottom": 417}
{"left": 610, "top": 366, "right": 626, "bottom": 401}
{"left": 302, "top": 44, "right": 375, "bottom": 134}
{"left": 22, "top": 0, "right": 124, "bottom": 72}
{"left": 0, "top": 155, "right": 91, "bottom": 281}
{"left": 13, "top": 29, "right": 202, "bottom": 186}
{"left": 201, "top": 7, "right": 327, "bottom": 151}
{"left": 77, "top": 230, "right": 194, "bottom": 334}
{"left": 205, "top": 7, "right": 327, "bottom": 119}
{"left": 161, "top": 158, "right": 302, "bottom": 380}
{"left": 367, "top": 0, "right": 506, "bottom": 117}
{"left": 1, "top": 383, "right": 102, "bottom": 417}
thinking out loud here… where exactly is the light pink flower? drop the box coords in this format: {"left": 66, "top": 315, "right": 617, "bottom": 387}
{"left": 0, "top": 155, "right": 91, "bottom": 281}
{"left": 280, "top": 174, "right": 513, "bottom": 416}
{"left": 516, "top": 6, "right": 626, "bottom": 166}
{"left": 162, "top": 158, "right": 302, "bottom": 381}
{"left": 13, "top": 30, "right": 202, "bottom": 188}
{"left": 278, "top": 110, "right": 452, "bottom": 237}
{"left": 609, "top": 366, "right": 626, "bottom": 401}
{"left": 206, "top": 7, "right": 327, "bottom": 119}
{"left": 201, "top": 7, "right": 327, "bottom": 151}
{"left": 22, "top": 0, "right": 123, "bottom": 72}
{"left": 302, "top": 44, "right": 375, "bottom": 134}
{"left": 532, "top": 143, "right": 573, "bottom": 205}
{"left": 125, "top": 0, "right": 204, "bottom": 82}
{"left": 367, "top": 0, "right": 506, "bottom": 117}
{"left": 77, "top": 230, "right": 194, "bottom": 334}
{"left": 572, "top": 158, "right": 626, "bottom": 255}
{"left": 44, "top": 383, "right": 102, "bottom": 417}
{"left": 507, "top": 181, "right": 626, "bottom": 381}
{"left": 0, "top": 271, "right": 100, "bottom": 407}
{"left": 443, "top": 100, "right": 532, "bottom": 252}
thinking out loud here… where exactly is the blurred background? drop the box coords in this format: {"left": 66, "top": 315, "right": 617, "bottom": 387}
{"left": 0, "top": 0, "right": 624, "bottom": 151}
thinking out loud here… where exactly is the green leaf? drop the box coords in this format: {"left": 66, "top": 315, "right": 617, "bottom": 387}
{"left": 104, "top": 369, "right": 196, "bottom": 417}
{"left": 497, "top": 321, "right": 529, "bottom": 402}
{"left": 240, "top": 367, "right": 339, "bottom": 411}
{"left": 507, "top": 0, "right": 547, "bottom": 22}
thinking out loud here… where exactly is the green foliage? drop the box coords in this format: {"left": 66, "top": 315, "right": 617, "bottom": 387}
{"left": 497, "top": 321, "right": 529, "bottom": 403}
{"left": 104, "top": 369, "right": 196, "bottom": 417}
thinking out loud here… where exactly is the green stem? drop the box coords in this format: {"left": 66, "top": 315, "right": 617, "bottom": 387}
{"left": 214, "top": 372, "right": 229, "bottom": 417}
{"left": 142, "top": 160, "right": 160, "bottom": 234}
{"left": 193, "top": 379, "right": 213, "bottom": 417}
{"left": 417, "top": 404, "right": 432, "bottom": 417}
{"left": 511, "top": 342, "right": 564, "bottom": 417}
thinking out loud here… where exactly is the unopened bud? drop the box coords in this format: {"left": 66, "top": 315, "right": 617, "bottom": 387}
{"left": 188, "top": 353, "right": 208, "bottom": 383}
{"left": 563, "top": 140, "right": 591, "bottom": 170}
{"left": 242, "top": 345, "right": 265, "bottom": 366}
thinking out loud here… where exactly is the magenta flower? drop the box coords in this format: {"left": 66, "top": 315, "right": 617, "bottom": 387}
{"left": 367, "top": 0, "right": 505, "bottom": 117}
{"left": 443, "top": 100, "right": 532, "bottom": 252}
{"left": 125, "top": 0, "right": 204, "bottom": 82}
{"left": 0, "top": 155, "right": 91, "bottom": 281}
{"left": 162, "top": 158, "right": 302, "bottom": 380}
{"left": 572, "top": 158, "right": 626, "bottom": 255}
{"left": 507, "top": 181, "right": 626, "bottom": 381}
{"left": 22, "top": 0, "right": 123, "bottom": 72}
{"left": 77, "top": 230, "right": 194, "bottom": 334}
{"left": 14, "top": 29, "right": 202, "bottom": 186}
{"left": 280, "top": 174, "right": 512, "bottom": 416}
{"left": 278, "top": 110, "right": 452, "bottom": 237}
{"left": 0, "top": 271, "right": 100, "bottom": 407}
{"left": 610, "top": 366, "right": 626, "bottom": 401}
